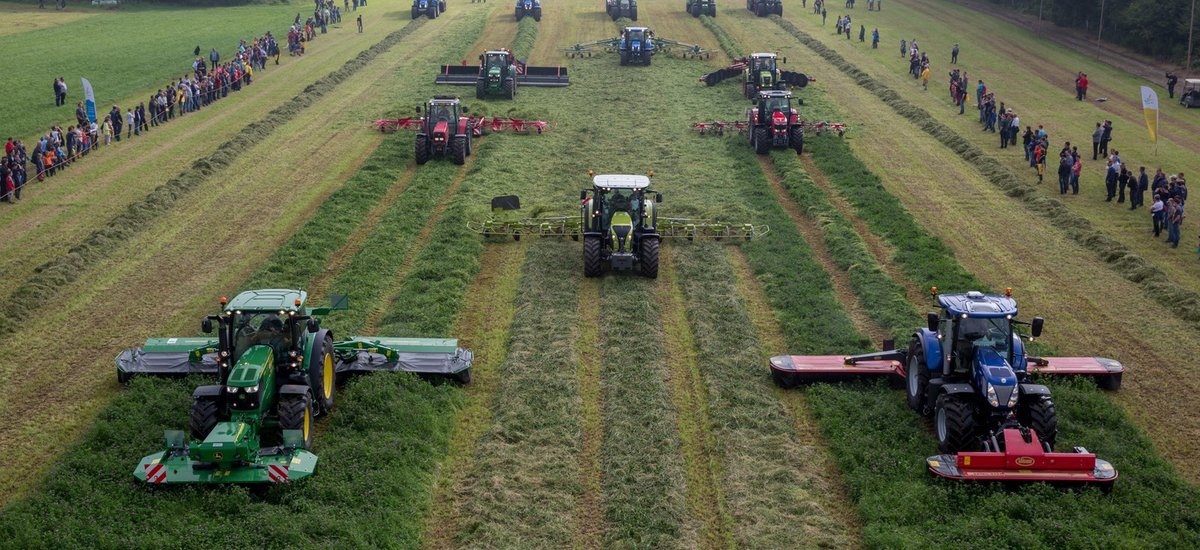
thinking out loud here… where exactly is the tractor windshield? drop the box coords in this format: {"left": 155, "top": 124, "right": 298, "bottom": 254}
{"left": 431, "top": 104, "right": 455, "bottom": 121}
{"left": 486, "top": 53, "right": 506, "bottom": 66}
{"left": 955, "top": 317, "right": 1011, "bottom": 358}
{"left": 764, "top": 96, "right": 790, "bottom": 113}
{"left": 231, "top": 312, "right": 292, "bottom": 362}
{"left": 751, "top": 57, "right": 776, "bottom": 72}
{"left": 603, "top": 189, "right": 641, "bottom": 227}
{"left": 626, "top": 29, "right": 645, "bottom": 42}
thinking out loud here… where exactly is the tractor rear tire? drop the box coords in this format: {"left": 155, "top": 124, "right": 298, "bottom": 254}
{"left": 619, "top": 51, "right": 629, "bottom": 65}
{"left": 308, "top": 332, "right": 336, "bottom": 414}
{"left": 772, "top": 369, "right": 800, "bottom": 389}
{"left": 905, "top": 339, "right": 930, "bottom": 414}
{"left": 415, "top": 136, "right": 431, "bottom": 165}
{"left": 708, "top": 5, "right": 716, "bottom": 16}
{"left": 503, "top": 79, "right": 516, "bottom": 99}
{"left": 279, "top": 393, "right": 314, "bottom": 450}
{"left": 753, "top": 127, "right": 769, "bottom": 154}
{"left": 411, "top": 7, "right": 419, "bottom": 19}
{"left": 639, "top": 236, "right": 659, "bottom": 278}
{"left": 583, "top": 235, "right": 603, "bottom": 277}
{"left": 450, "top": 136, "right": 467, "bottom": 165}
{"left": 439, "top": 0, "right": 446, "bottom": 11}
{"left": 756, "top": 4, "right": 766, "bottom": 16}
{"left": 690, "top": 4, "right": 700, "bottom": 16}
{"left": 427, "top": 5, "right": 437, "bottom": 18}
{"left": 189, "top": 398, "right": 219, "bottom": 441}
{"left": 1020, "top": 397, "right": 1058, "bottom": 450}
{"left": 935, "top": 393, "right": 977, "bottom": 453}
{"left": 476, "top": 79, "right": 486, "bottom": 100}
{"left": 791, "top": 127, "right": 805, "bottom": 155}
{"left": 644, "top": 54, "right": 652, "bottom": 67}
{"left": 515, "top": 6, "right": 524, "bottom": 20}
{"left": 533, "top": 7, "right": 541, "bottom": 20}
{"left": 775, "top": 4, "right": 783, "bottom": 16}
{"left": 630, "top": 6, "right": 638, "bottom": 20}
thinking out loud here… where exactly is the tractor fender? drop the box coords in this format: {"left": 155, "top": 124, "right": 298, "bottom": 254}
{"left": 938, "top": 383, "right": 975, "bottom": 397}
{"left": 913, "top": 328, "right": 943, "bottom": 373}
{"left": 303, "top": 328, "right": 334, "bottom": 374}
{"left": 278, "top": 384, "right": 312, "bottom": 397}
{"left": 192, "top": 385, "right": 223, "bottom": 399}
{"left": 1018, "top": 383, "right": 1052, "bottom": 398}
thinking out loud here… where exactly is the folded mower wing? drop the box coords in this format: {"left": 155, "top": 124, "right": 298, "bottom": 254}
{"left": 116, "top": 337, "right": 220, "bottom": 382}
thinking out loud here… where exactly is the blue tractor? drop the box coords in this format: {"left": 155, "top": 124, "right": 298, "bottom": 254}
{"left": 412, "top": 0, "right": 446, "bottom": 19}
{"left": 515, "top": 0, "right": 542, "bottom": 21}
{"left": 619, "top": 27, "right": 655, "bottom": 66}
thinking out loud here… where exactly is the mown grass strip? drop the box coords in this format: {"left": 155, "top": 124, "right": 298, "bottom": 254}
{"left": 511, "top": 15, "right": 539, "bottom": 60}
{"left": 0, "top": 17, "right": 427, "bottom": 340}
{"left": 659, "top": 252, "right": 736, "bottom": 550}
{"left": 453, "top": 241, "right": 584, "bottom": 549}
{"left": 769, "top": 15, "right": 1200, "bottom": 329}
{"left": 700, "top": 15, "right": 745, "bottom": 59}
{"left": 576, "top": 278, "right": 606, "bottom": 550}
{"left": 672, "top": 243, "right": 856, "bottom": 548}
{"left": 597, "top": 275, "right": 689, "bottom": 548}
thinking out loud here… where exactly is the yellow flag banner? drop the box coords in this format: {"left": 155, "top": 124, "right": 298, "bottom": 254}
{"left": 1139, "top": 85, "right": 1159, "bottom": 144}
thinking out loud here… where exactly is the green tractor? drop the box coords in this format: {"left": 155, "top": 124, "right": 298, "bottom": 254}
{"left": 435, "top": 49, "right": 570, "bottom": 99}
{"left": 119, "top": 289, "right": 473, "bottom": 484}
{"left": 686, "top": 0, "right": 716, "bottom": 17}
{"left": 747, "top": 0, "right": 782, "bottom": 16}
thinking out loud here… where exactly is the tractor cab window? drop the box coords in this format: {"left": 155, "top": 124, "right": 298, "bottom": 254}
{"left": 952, "top": 317, "right": 1011, "bottom": 368}
{"left": 486, "top": 53, "right": 506, "bottom": 66}
{"left": 764, "top": 96, "right": 790, "bottom": 113}
{"left": 751, "top": 57, "right": 775, "bottom": 72}
{"left": 626, "top": 29, "right": 645, "bottom": 42}
{"left": 603, "top": 189, "right": 640, "bottom": 226}
{"left": 232, "top": 312, "right": 292, "bottom": 362}
{"left": 431, "top": 104, "right": 454, "bottom": 121}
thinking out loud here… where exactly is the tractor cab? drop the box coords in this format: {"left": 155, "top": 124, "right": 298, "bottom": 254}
{"left": 482, "top": 50, "right": 513, "bottom": 74}
{"left": 747, "top": 53, "right": 785, "bottom": 86}
{"left": 581, "top": 173, "right": 663, "bottom": 277}
{"left": 208, "top": 289, "right": 317, "bottom": 385}
{"left": 423, "top": 97, "right": 461, "bottom": 123}
{"left": 754, "top": 90, "right": 796, "bottom": 126}
{"left": 622, "top": 27, "right": 650, "bottom": 48}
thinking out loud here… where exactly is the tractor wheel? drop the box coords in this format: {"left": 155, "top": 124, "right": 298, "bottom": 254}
{"left": 439, "top": 0, "right": 446, "bottom": 11}
{"left": 791, "top": 127, "right": 805, "bottom": 155}
{"left": 411, "top": 7, "right": 419, "bottom": 19}
{"left": 905, "top": 338, "right": 930, "bottom": 413}
{"left": 1095, "top": 372, "right": 1122, "bottom": 391}
{"left": 611, "top": 10, "right": 619, "bottom": 20}
{"left": 708, "top": 5, "right": 716, "bottom": 16}
{"left": 644, "top": 54, "right": 652, "bottom": 67}
{"left": 278, "top": 393, "right": 314, "bottom": 450}
{"left": 415, "top": 136, "right": 431, "bottom": 165}
{"left": 775, "top": 4, "right": 783, "bottom": 16}
{"left": 307, "top": 332, "right": 336, "bottom": 414}
{"left": 772, "top": 369, "right": 800, "bottom": 389}
{"left": 753, "top": 127, "right": 769, "bottom": 154}
{"left": 503, "top": 79, "right": 516, "bottom": 99}
{"left": 533, "top": 7, "right": 541, "bottom": 20}
{"left": 452, "top": 368, "right": 471, "bottom": 385}
{"left": 935, "top": 393, "right": 977, "bottom": 454}
{"left": 475, "top": 79, "right": 486, "bottom": 100}
{"left": 756, "top": 4, "right": 766, "bottom": 16}
{"left": 515, "top": 7, "right": 523, "bottom": 20}
{"left": 189, "top": 398, "right": 219, "bottom": 441}
{"left": 639, "top": 236, "right": 659, "bottom": 278}
{"left": 690, "top": 4, "right": 700, "bottom": 16}
{"left": 1020, "top": 397, "right": 1058, "bottom": 450}
{"left": 630, "top": 6, "right": 638, "bottom": 20}
{"left": 427, "top": 5, "right": 437, "bottom": 18}
{"left": 583, "top": 235, "right": 603, "bottom": 277}
{"left": 450, "top": 136, "right": 467, "bottom": 165}
{"left": 619, "top": 51, "right": 629, "bottom": 65}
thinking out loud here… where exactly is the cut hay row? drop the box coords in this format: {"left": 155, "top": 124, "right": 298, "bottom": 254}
{"left": 767, "top": 15, "right": 1200, "bottom": 330}
{"left": 575, "top": 279, "right": 607, "bottom": 550}
{"left": 0, "top": 17, "right": 429, "bottom": 341}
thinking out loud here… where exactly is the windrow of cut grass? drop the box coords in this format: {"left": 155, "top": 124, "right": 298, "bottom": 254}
{"left": 511, "top": 14, "right": 539, "bottom": 60}
{"left": 0, "top": 17, "right": 428, "bottom": 342}
{"left": 596, "top": 275, "right": 689, "bottom": 548}
{"left": 767, "top": 15, "right": 1200, "bottom": 330}
{"left": 699, "top": 14, "right": 745, "bottom": 59}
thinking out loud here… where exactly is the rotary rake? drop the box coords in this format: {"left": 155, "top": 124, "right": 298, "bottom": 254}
{"left": 375, "top": 115, "right": 549, "bottom": 136}
{"left": 563, "top": 29, "right": 712, "bottom": 61}
{"left": 691, "top": 120, "right": 848, "bottom": 137}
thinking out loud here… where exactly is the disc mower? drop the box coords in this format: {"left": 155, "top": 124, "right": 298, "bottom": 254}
{"left": 563, "top": 28, "right": 711, "bottom": 62}
{"left": 468, "top": 172, "right": 767, "bottom": 278}
{"left": 515, "top": 0, "right": 542, "bottom": 21}
{"left": 686, "top": 0, "right": 716, "bottom": 17}
{"left": 435, "top": 49, "right": 569, "bottom": 99}
{"left": 747, "top": 0, "right": 782, "bottom": 16}
{"left": 605, "top": 0, "right": 637, "bottom": 20}
{"left": 411, "top": 0, "right": 445, "bottom": 19}
{"left": 118, "top": 289, "right": 474, "bottom": 484}
{"left": 700, "top": 53, "right": 811, "bottom": 100}
{"left": 768, "top": 288, "right": 1123, "bottom": 489}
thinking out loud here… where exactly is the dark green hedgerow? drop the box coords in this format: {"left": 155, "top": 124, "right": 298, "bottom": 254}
{"left": 768, "top": 150, "right": 917, "bottom": 340}
{"left": 769, "top": 15, "right": 1200, "bottom": 329}
{"left": 511, "top": 15, "right": 539, "bottom": 60}
{"left": 0, "top": 17, "right": 428, "bottom": 341}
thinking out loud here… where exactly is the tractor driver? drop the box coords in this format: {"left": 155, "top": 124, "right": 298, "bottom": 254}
{"left": 604, "top": 190, "right": 637, "bottom": 227}
{"left": 232, "top": 313, "right": 290, "bottom": 361}
{"left": 433, "top": 104, "right": 452, "bottom": 121}
{"left": 951, "top": 317, "right": 1009, "bottom": 372}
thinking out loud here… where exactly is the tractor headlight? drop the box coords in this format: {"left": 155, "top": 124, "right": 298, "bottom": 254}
{"left": 986, "top": 383, "right": 999, "bottom": 408}
{"left": 1007, "top": 388, "right": 1019, "bottom": 408}
{"left": 289, "top": 350, "right": 298, "bottom": 357}
{"left": 226, "top": 386, "right": 238, "bottom": 394}
{"left": 246, "top": 384, "right": 259, "bottom": 393}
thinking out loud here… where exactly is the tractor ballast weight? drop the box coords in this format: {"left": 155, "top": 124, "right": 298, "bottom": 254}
{"left": 686, "top": 0, "right": 717, "bottom": 17}
{"left": 606, "top": 0, "right": 637, "bottom": 20}
{"left": 435, "top": 49, "right": 569, "bottom": 95}
{"left": 747, "top": 90, "right": 806, "bottom": 155}
{"left": 769, "top": 289, "right": 1123, "bottom": 488}
{"left": 120, "top": 289, "right": 475, "bottom": 485}
{"left": 411, "top": 0, "right": 446, "bottom": 19}
{"left": 515, "top": 0, "right": 542, "bottom": 21}
{"left": 746, "top": 0, "right": 782, "bottom": 16}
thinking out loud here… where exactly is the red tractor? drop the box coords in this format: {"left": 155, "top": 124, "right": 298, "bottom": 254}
{"left": 746, "top": 90, "right": 804, "bottom": 155}
{"left": 414, "top": 96, "right": 475, "bottom": 165}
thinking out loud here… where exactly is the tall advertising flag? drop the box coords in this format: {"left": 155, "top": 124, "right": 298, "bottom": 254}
{"left": 81, "top": 77, "right": 97, "bottom": 124}
{"left": 1139, "top": 85, "right": 1158, "bottom": 149}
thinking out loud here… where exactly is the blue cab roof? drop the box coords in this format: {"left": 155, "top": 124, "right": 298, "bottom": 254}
{"left": 936, "top": 291, "right": 1017, "bottom": 318}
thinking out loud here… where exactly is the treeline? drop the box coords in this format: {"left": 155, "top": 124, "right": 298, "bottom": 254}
{"left": 980, "top": 0, "right": 1196, "bottom": 65}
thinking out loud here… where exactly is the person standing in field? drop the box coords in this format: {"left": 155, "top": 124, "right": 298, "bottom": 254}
{"left": 1151, "top": 194, "right": 1165, "bottom": 236}
{"left": 822, "top": 7, "right": 828, "bottom": 25}
{"left": 1104, "top": 159, "right": 1118, "bottom": 201}
{"left": 1166, "top": 197, "right": 1183, "bottom": 248}
{"left": 1166, "top": 72, "right": 1178, "bottom": 99}
{"left": 1091, "top": 122, "right": 1102, "bottom": 160}
{"left": 859, "top": 25, "right": 865, "bottom": 42}
{"left": 872, "top": 28, "right": 879, "bottom": 48}
{"left": 951, "top": 43, "right": 959, "bottom": 64}
{"left": 357, "top": 14, "right": 363, "bottom": 33}
{"left": 109, "top": 105, "right": 122, "bottom": 142}
{"left": 1071, "top": 153, "right": 1082, "bottom": 194}
{"left": 921, "top": 64, "right": 930, "bottom": 90}
{"left": 1132, "top": 166, "right": 1148, "bottom": 209}
{"left": 1099, "top": 120, "right": 1112, "bottom": 158}
{"left": 1078, "top": 73, "right": 1088, "bottom": 100}
{"left": 125, "top": 108, "right": 135, "bottom": 139}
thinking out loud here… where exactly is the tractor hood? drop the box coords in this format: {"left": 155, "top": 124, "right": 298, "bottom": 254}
{"left": 488, "top": 66, "right": 502, "bottom": 79}
{"left": 975, "top": 347, "right": 1018, "bottom": 410}
{"left": 433, "top": 120, "right": 450, "bottom": 139}
{"left": 227, "top": 345, "right": 273, "bottom": 389}
{"left": 610, "top": 211, "right": 634, "bottom": 253}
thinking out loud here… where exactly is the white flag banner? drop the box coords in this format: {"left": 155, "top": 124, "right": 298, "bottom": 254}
{"left": 81, "top": 77, "right": 97, "bottom": 124}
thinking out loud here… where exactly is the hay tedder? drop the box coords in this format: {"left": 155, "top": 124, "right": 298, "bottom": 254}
{"left": 373, "top": 96, "right": 549, "bottom": 165}
{"left": 692, "top": 90, "right": 847, "bottom": 155}
{"left": 515, "top": 0, "right": 542, "bottom": 21}
{"left": 468, "top": 172, "right": 767, "bottom": 278}
{"left": 118, "top": 289, "right": 474, "bottom": 484}
{"left": 563, "top": 27, "right": 712, "bottom": 62}
{"left": 769, "top": 288, "right": 1123, "bottom": 489}
{"left": 412, "top": 0, "right": 445, "bottom": 19}
{"left": 700, "top": 53, "right": 811, "bottom": 100}
{"left": 435, "top": 48, "right": 569, "bottom": 99}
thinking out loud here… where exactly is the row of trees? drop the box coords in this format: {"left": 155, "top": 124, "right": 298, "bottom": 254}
{"left": 983, "top": 0, "right": 1196, "bottom": 66}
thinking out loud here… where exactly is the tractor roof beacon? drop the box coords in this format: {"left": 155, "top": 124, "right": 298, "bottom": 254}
{"left": 768, "top": 288, "right": 1123, "bottom": 489}
{"left": 119, "top": 288, "right": 474, "bottom": 485}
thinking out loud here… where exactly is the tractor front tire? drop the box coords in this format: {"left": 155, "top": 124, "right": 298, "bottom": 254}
{"left": 476, "top": 79, "right": 486, "bottom": 100}
{"left": 639, "top": 236, "right": 659, "bottom": 278}
{"left": 308, "top": 332, "right": 336, "bottom": 414}
{"left": 450, "top": 136, "right": 467, "bottom": 165}
{"left": 583, "top": 235, "right": 603, "bottom": 277}
{"left": 1020, "top": 397, "right": 1058, "bottom": 450}
{"left": 515, "top": 6, "right": 523, "bottom": 19}
{"left": 503, "top": 79, "right": 516, "bottom": 99}
{"left": 427, "top": 5, "right": 437, "bottom": 18}
{"left": 630, "top": 7, "right": 638, "bottom": 20}
{"left": 935, "top": 393, "right": 977, "bottom": 454}
{"left": 708, "top": 5, "right": 716, "bottom": 16}
{"left": 775, "top": 4, "right": 783, "bottom": 16}
{"left": 279, "top": 393, "right": 314, "bottom": 450}
{"left": 753, "top": 127, "right": 770, "bottom": 154}
{"left": 690, "top": 4, "right": 700, "bottom": 16}
{"left": 411, "top": 7, "right": 420, "bottom": 19}
{"left": 415, "top": 136, "right": 431, "bottom": 165}
{"left": 619, "top": 51, "right": 629, "bottom": 65}
{"left": 533, "top": 7, "right": 541, "bottom": 20}
{"left": 190, "top": 398, "right": 219, "bottom": 441}
{"left": 905, "top": 339, "right": 930, "bottom": 413}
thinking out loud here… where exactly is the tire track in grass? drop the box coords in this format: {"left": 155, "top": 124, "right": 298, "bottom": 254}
{"left": 575, "top": 277, "right": 606, "bottom": 550}
{"left": 453, "top": 240, "right": 584, "bottom": 548}
{"left": 659, "top": 250, "right": 736, "bottom": 550}
{"left": 597, "top": 274, "right": 689, "bottom": 548}
{"left": 421, "top": 241, "right": 529, "bottom": 550}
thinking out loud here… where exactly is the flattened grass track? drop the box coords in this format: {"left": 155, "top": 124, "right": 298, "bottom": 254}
{"left": 2, "top": 0, "right": 1200, "bottom": 546}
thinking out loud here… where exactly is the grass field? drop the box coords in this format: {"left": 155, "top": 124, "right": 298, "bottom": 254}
{"left": 2, "top": 0, "right": 1200, "bottom": 546}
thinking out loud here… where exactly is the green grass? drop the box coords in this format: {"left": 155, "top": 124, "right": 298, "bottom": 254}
{"left": 0, "top": 3, "right": 302, "bottom": 141}
{"left": 511, "top": 14, "right": 538, "bottom": 60}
